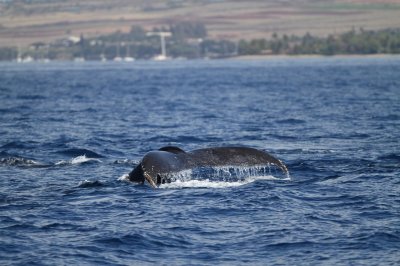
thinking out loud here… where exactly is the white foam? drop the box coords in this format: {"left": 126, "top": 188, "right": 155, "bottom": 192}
{"left": 114, "top": 159, "right": 139, "bottom": 165}
{"left": 55, "top": 155, "right": 102, "bottom": 165}
{"left": 0, "top": 157, "right": 41, "bottom": 166}
{"left": 159, "top": 175, "right": 288, "bottom": 189}
{"left": 164, "top": 165, "right": 290, "bottom": 182}
{"left": 117, "top": 165, "right": 291, "bottom": 189}
{"left": 77, "top": 179, "right": 103, "bottom": 187}
{"left": 118, "top": 174, "right": 130, "bottom": 182}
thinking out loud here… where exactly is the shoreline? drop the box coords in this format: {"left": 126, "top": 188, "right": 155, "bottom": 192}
{"left": 229, "top": 54, "right": 400, "bottom": 60}
{"left": 1, "top": 54, "right": 400, "bottom": 64}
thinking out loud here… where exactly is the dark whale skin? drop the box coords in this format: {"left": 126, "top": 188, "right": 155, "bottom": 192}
{"left": 129, "top": 146, "right": 289, "bottom": 188}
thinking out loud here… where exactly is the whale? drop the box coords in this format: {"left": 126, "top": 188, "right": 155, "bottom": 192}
{"left": 128, "top": 146, "right": 289, "bottom": 188}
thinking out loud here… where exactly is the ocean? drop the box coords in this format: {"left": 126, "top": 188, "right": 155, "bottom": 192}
{"left": 0, "top": 57, "right": 399, "bottom": 265}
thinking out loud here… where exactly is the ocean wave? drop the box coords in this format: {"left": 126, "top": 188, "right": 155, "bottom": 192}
{"left": 113, "top": 159, "right": 139, "bottom": 166}
{"left": 0, "top": 155, "right": 45, "bottom": 167}
{"left": 56, "top": 148, "right": 104, "bottom": 158}
{"left": 78, "top": 180, "right": 104, "bottom": 188}
{"left": 118, "top": 174, "right": 130, "bottom": 182}
{"left": 95, "top": 232, "right": 192, "bottom": 250}
{"left": 146, "top": 135, "right": 207, "bottom": 143}
{"left": 1, "top": 141, "right": 39, "bottom": 149}
{"left": 55, "top": 155, "right": 102, "bottom": 166}
{"left": 377, "top": 153, "right": 400, "bottom": 162}
{"left": 275, "top": 118, "right": 306, "bottom": 124}
{"left": 16, "top": 95, "right": 47, "bottom": 100}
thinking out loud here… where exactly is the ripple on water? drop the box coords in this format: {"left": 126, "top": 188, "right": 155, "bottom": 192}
{"left": 0, "top": 59, "right": 399, "bottom": 265}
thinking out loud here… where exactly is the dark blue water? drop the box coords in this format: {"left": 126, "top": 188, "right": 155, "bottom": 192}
{"left": 1, "top": 58, "right": 399, "bottom": 265}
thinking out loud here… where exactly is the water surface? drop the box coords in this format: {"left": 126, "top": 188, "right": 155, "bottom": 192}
{"left": 1, "top": 58, "right": 399, "bottom": 265}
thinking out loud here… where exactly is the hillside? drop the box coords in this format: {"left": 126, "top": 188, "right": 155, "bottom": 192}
{"left": 1, "top": 0, "right": 400, "bottom": 47}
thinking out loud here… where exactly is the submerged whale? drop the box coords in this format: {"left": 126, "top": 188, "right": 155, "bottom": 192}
{"left": 128, "top": 146, "right": 289, "bottom": 188}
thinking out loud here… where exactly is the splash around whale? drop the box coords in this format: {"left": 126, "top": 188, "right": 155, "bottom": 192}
{"left": 128, "top": 146, "right": 289, "bottom": 188}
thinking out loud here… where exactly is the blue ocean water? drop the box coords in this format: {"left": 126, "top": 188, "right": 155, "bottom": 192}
{"left": 0, "top": 58, "right": 399, "bottom": 265}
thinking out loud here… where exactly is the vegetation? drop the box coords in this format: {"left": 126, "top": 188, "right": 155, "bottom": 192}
{"left": 1, "top": 24, "right": 400, "bottom": 61}
{"left": 170, "top": 21, "right": 207, "bottom": 40}
{"left": 0, "top": 46, "right": 17, "bottom": 61}
{"left": 238, "top": 28, "right": 400, "bottom": 56}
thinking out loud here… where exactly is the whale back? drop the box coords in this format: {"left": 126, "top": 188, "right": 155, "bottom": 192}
{"left": 187, "top": 147, "right": 287, "bottom": 171}
{"left": 158, "top": 146, "right": 185, "bottom": 154}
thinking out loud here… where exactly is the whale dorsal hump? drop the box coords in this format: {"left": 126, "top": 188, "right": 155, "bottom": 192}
{"left": 158, "top": 146, "right": 186, "bottom": 154}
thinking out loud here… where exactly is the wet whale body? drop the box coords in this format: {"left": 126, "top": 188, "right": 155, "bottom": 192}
{"left": 128, "top": 146, "right": 289, "bottom": 188}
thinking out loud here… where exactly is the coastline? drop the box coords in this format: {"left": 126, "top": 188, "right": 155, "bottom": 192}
{"left": 1, "top": 54, "right": 400, "bottom": 64}
{"left": 229, "top": 54, "right": 400, "bottom": 60}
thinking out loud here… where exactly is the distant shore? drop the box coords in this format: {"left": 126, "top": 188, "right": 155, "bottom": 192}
{"left": 229, "top": 54, "right": 400, "bottom": 60}
{"left": 1, "top": 54, "right": 400, "bottom": 64}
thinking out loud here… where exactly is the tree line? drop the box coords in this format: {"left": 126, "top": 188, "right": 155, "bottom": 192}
{"left": 1, "top": 25, "right": 400, "bottom": 61}
{"left": 238, "top": 28, "right": 400, "bottom": 56}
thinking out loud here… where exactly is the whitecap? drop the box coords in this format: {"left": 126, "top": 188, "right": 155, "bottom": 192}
{"left": 78, "top": 180, "right": 103, "bottom": 188}
{"left": 0, "top": 157, "right": 41, "bottom": 166}
{"left": 55, "top": 155, "right": 102, "bottom": 165}
{"left": 113, "top": 159, "right": 139, "bottom": 165}
{"left": 118, "top": 174, "right": 130, "bottom": 182}
{"left": 71, "top": 155, "right": 102, "bottom": 164}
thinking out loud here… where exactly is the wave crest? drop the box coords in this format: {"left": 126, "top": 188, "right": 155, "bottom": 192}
{"left": 78, "top": 180, "right": 104, "bottom": 188}
{"left": 0, "top": 156, "right": 41, "bottom": 167}
{"left": 55, "top": 155, "right": 102, "bottom": 166}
